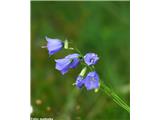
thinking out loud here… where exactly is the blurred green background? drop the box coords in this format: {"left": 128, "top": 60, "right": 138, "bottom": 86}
{"left": 31, "top": 1, "right": 130, "bottom": 120}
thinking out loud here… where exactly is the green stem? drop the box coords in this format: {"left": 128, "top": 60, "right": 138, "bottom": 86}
{"left": 100, "top": 81, "right": 130, "bottom": 113}
{"left": 67, "top": 44, "right": 130, "bottom": 113}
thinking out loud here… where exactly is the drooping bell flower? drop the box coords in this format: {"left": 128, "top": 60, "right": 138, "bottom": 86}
{"left": 75, "top": 76, "right": 84, "bottom": 89}
{"left": 42, "top": 36, "right": 64, "bottom": 55}
{"left": 83, "top": 71, "right": 99, "bottom": 90}
{"left": 84, "top": 53, "right": 99, "bottom": 66}
{"left": 75, "top": 67, "right": 87, "bottom": 89}
{"left": 55, "top": 53, "right": 80, "bottom": 75}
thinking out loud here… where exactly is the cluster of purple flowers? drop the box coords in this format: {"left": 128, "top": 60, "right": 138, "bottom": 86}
{"left": 42, "top": 37, "right": 100, "bottom": 90}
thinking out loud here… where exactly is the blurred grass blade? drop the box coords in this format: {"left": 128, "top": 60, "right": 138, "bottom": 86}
{"left": 100, "top": 81, "right": 130, "bottom": 113}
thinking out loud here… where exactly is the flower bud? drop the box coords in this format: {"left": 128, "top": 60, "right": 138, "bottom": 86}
{"left": 79, "top": 67, "right": 87, "bottom": 77}
{"left": 64, "top": 39, "right": 69, "bottom": 49}
{"left": 94, "top": 88, "right": 99, "bottom": 93}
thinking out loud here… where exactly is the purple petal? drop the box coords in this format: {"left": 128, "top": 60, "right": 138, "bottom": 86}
{"left": 69, "top": 58, "right": 80, "bottom": 68}
{"left": 84, "top": 53, "right": 99, "bottom": 66}
{"left": 60, "top": 65, "right": 70, "bottom": 75}
{"left": 75, "top": 76, "right": 84, "bottom": 88}
{"left": 84, "top": 71, "right": 99, "bottom": 90}
{"left": 55, "top": 58, "right": 71, "bottom": 71}
{"left": 65, "top": 53, "right": 80, "bottom": 68}
{"left": 65, "top": 53, "right": 80, "bottom": 59}
{"left": 55, "top": 53, "right": 80, "bottom": 75}
{"left": 45, "top": 36, "right": 63, "bottom": 55}
{"left": 48, "top": 47, "right": 62, "bottom": 55}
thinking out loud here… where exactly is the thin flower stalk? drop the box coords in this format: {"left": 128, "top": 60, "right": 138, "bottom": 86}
{"left": 42, "top": 37, "right": 130, "bottom": 113}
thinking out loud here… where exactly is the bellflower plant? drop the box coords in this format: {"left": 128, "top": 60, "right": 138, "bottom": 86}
{"left": 42, "top": 37, "right": 130, "bottom": 113}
